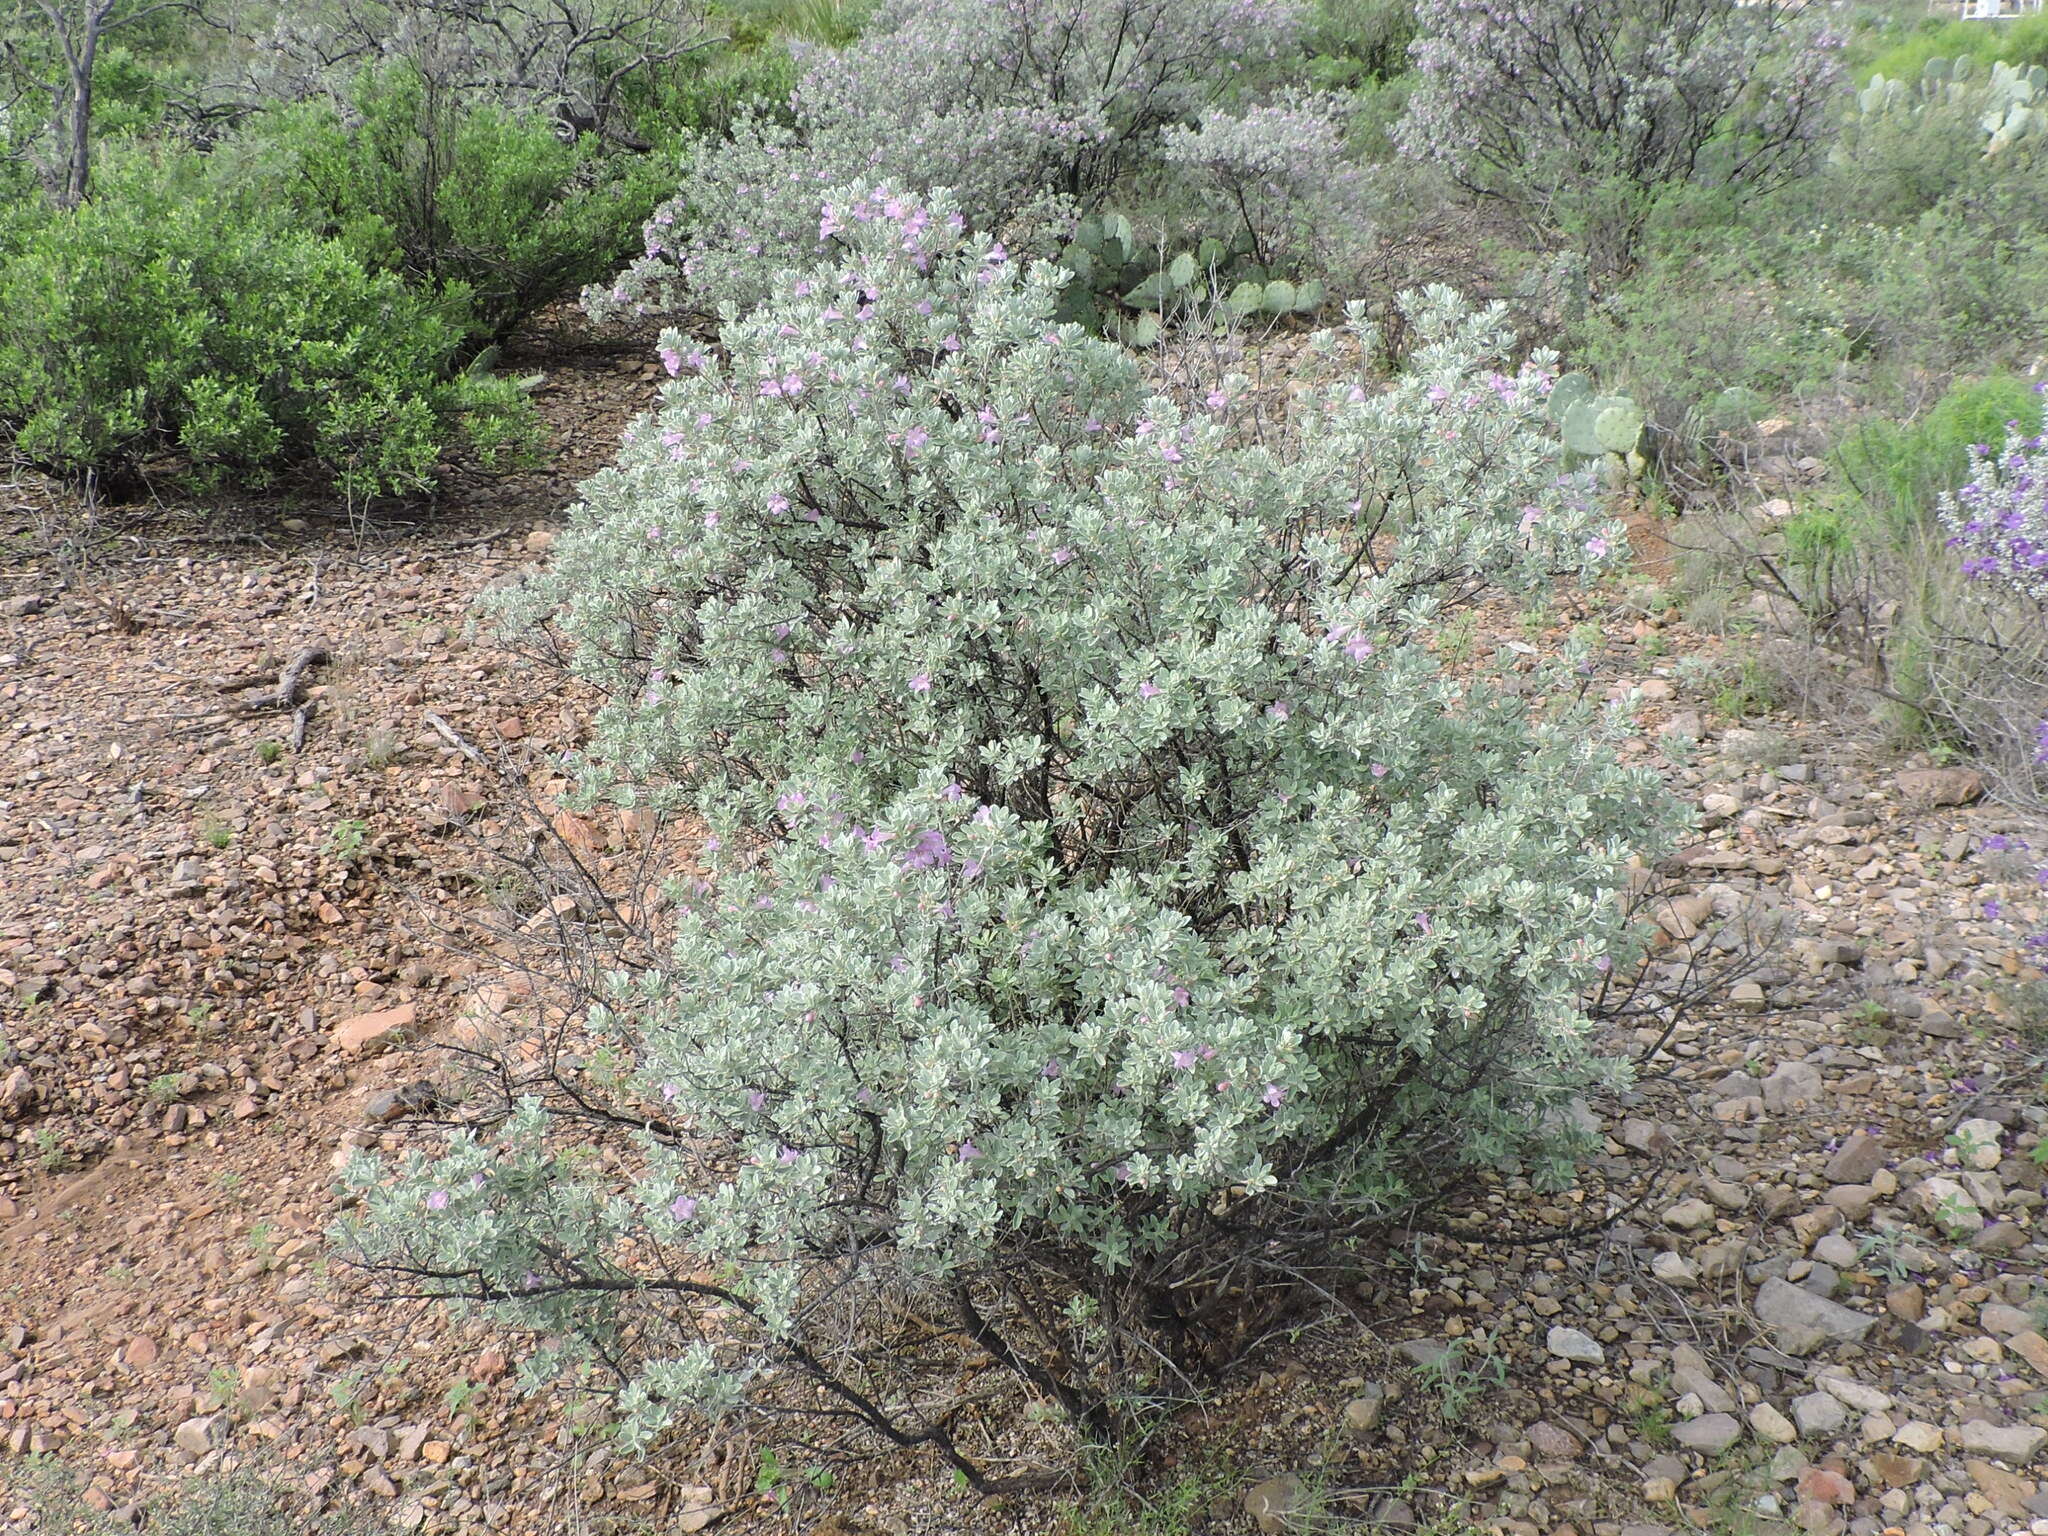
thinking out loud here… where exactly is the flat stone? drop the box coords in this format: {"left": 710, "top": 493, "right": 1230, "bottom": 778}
{"left": 1891, "top": 1421, "right": 1944, "bottom": 1454}
{"left": 1546, "top": 1325, "right": 1605, "bottom": 1365}
{"left": 1651, "top": 1251, "right": 1697, "bottom": 1286}
{"left": 1895, "top": 767, "right": 1984, "bottom": 805}
{"left": 1527, "top": 1420, "right": 1580, "bottom": 1460}
{"left": 1823, "top": 1184, "right": 1876, "bottom": 1221}
{"left": 1714, "top": 1071, "right": 1764, "bottom": 1103}
{"left": 1762, "top": 1061, "right": 1823, "bottom": 1112}
{"left": 1245, "top": 1474, "right": 1307, "bottom": 1536}
{"left": 1753, "top": 1277, "right": 1874, "bottom": 1352}
{"left": 1796, "top": 1468, "right": 1856, "bottom": 1506}
{"left": 1394, "top": 1338, "right": 1450, "bottom": 1368}
{"left": 1750, "top": 1403, "right": 1798, "bottom": 1444}
{"left": 172, "top": 1416, "right": 221, "bottom": 1460}
{"left": 1662, "top": 1198, "right": 1715, "bottom": 1231}
{"left": 1815, "top": 1374, "right": 1889, "bottom": 1414}
{"left": 1623, "top": 1117, "right": 1676, "bottom": 1155}
{"left": 1950, "top": 1420, "right": 2046, "bottom": 1461}
{"left": 1951, "top": 1118, "right": 2004, "bottom": 1170}
{"left": 1965, "top": 1459, "right": 2037, "bottom": 1519}
{"left": 1981, "top": 1303, "right": 2034, "bottom": 1337}
{"left": 1824, "top": 1133, "right": 1886, "bottom": 1185}
{"left": 333, "top": 1003, "right": 417, "bottom": 1057}
{"left": 1811, "top": 1233, "right": 1858, "bottom": 1268}
{"left": 1672, "top": 1413, "right": 1742, "bottom": 1455}
{"left": 2008, "top": 1330, "right": 2048, "bottom": 1380}
{"left": 1343, "top": 1388, "right": 1385, "bottom": 1436}
{"left": 1791, "top": 1391, "right": 1847, "bottom": 1438}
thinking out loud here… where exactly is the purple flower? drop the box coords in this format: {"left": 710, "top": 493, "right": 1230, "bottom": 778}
{"left": 1042, "top": 1057, "right": 1061, "bottom": 1079}
{"left": 901, "top": 829, "right": 951, "bottom": 870}
{"left": 425, "top": 1189, "right": 450, "bottom": 1211}
{"left": 1138, "top": 680, "right": 1162, "bottom": 700}
{"left": 1171, "top": 1049, "right": 1198, "bottom": 1071}
{"left": 669, "top": 1194, "right": 698, "bottom": 1220}
{"left": 1585, "top": 537, "right": 1609, "bottom": 558}
{"left": 1261, "top": 1083, "right": 1286, "bottom": 1108}
{"left": 746, "top": 1090, "right": 768, "bottom": 1112}
{"left": 909, "top": 671, "right": 932, "bottom": 694}
{"left": 957, "top": 1140, "right": 982, "bottom": 1162}
{"left": 777, "top": 1146, "right": 801, "bottom": 1166}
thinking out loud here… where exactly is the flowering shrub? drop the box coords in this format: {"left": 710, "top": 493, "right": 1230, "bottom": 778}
{"left": 1919, "top": 412, "right": 2048, "bottom": 804}
{"left": 589, "top": 0, "right": 1351, "bottom": 320}
{"left": 1397, "top": 0, "right": 1841, "bottom": 270}
{"left": 1942, "top": 418, "right": 2048, "bottom": 599}
{"left": 347, "top": 186, "right": 1681, "bottom": 1478}
{"left": 1160, "top": 93, "right": 1374, "bottom": 276}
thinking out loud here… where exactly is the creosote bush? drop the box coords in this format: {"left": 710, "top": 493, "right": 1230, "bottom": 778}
{"left": 0, "top": 148, "right": 539, "bottom": 501}
{"left": 340, "top": 186, "right": 1682, "bottom": 1482}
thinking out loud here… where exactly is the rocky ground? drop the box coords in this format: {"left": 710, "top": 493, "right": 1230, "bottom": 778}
{"left": 0, "top": 343, "right": 2043, "bottom": 1536}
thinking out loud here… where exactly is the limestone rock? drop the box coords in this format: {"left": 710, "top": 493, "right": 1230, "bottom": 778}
{"left": 1546, "top": 1325, "right": 1605, "bottom": 1365}
{"left": 1672, "top": 1413, "right": 1742, "bottom": 1454}
{"left": 1753, "top": 1277, "right": 1874, "bottom": 1352}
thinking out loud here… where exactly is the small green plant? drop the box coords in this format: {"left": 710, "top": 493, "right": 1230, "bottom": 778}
{"left": 248, "top": 1220, "right": 276, "bottom": 1261}
{"left": 754, "top": 1447, "right": 790, "bottom": 1508}
{"left": 443, "top": 1378, "right": 482, "bottom": 1416}
{"left": 1630, "top": 1400, "right": 1675, "bottom": 1447}
{"left": 1638, "top": 632, "right": 1667, "bottom": 659}
{"left": 328, "top": 1369, "right": 369, "bottom": 1426}
{"left": 1947, "top": 1122, "right": 2000, "bottom": 1166}
{"left": 1714, "top": 656, "right": 1783, "bottom": 720}
{"left": 205, "top": 1364, "right": 241, "bottom": 1409}
{"left": 146, "top": 1072, "right": 185, "bottom": 1107}
{"left": 1857, "top": 1227, "right": 1913, "bottom": 1283}
{"left": 1932, "top": 1189, "right": 1979, "bottom": 1240}
{"left": 184, "top": 1001, "right": 215, "bottom": 1032}
{"left": 1674, "top": 655, "right": 1723, "bottom": 694}
{"left": 256, "top": 740, "right": 284, "bottom": 764}
{"left": 360, "top": 728, "right": 404, "bottom": 770}
{"left": 199, "top": 815, "right": 234, "bottom": 850}
{"left": 215, "top": 1169, "right": 245, "bottom": 1193}
{"left": 1436, "top": 611, "right": 1480, "bottom": 663}
{"left": 1847, "top": 999, "right": 1893, "bottom": 1047}
{"left": 33, "top": 1127, "right": 68, "bottom": 1173}
{"left": 1413, "top": 1338, "right": 1507, "bottom": 1424}
{"left": 327, "top": 818, "right": 370, "bottom": 863}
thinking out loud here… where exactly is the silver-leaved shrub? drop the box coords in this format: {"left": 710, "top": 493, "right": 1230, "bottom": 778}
{"left": 343, "top": 185, "right": 1682, "bottom": 1480}
{"left": 590, "top": 0, "right": 1337, "bottom": 320}
{"left": 1397, "top": 0, "right": 1841, "bottom": 270}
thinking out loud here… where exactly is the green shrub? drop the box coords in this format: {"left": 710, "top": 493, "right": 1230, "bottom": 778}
{"left": 254, "top": 64, "right": 671, "bottom": 341}
{"left": 0, "top": 148, "right": 538, "bottom": 502}
{"left": 341, "top": 185, "right": 1678, "bottom": 1480}
{"left": 1299, "top": 0, "right": 1419, "bottom": 88}
{"left": 1836, "top": 372, "right": 2046, "bottom": 534}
